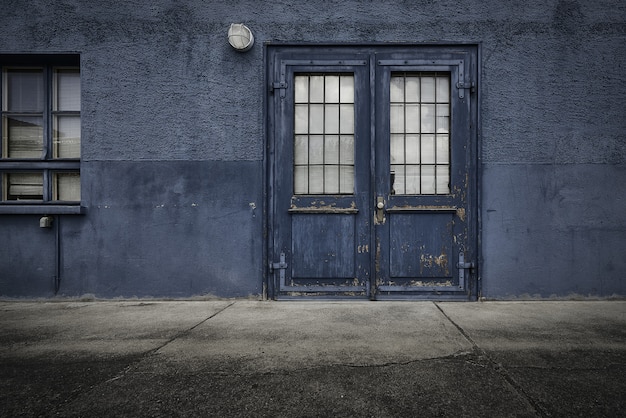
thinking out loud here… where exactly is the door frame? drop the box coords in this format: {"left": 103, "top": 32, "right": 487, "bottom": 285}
{"left": 264, "top": 43, "right": 481, "bottom": 300}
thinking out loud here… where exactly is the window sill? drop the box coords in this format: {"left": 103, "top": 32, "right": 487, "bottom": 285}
{"left": 0, "top": 204, "right": 85, "bottom": 215}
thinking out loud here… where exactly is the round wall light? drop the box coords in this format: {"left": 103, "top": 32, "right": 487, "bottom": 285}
{"left": 228, "top": 23, "right": 254, "bottom": 52}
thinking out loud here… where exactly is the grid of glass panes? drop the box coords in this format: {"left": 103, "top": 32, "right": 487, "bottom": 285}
{"left": 390, "top": 72, "right": 450, "bottom": 195}
{"left": 293, "top": 74, "right": 355, "bottom": 194}
{"left": 1, "top": 66, "right": 80, "bottom": 201}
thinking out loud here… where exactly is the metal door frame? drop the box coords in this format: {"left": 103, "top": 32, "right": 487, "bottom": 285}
{"left": 265, "top": 44, "right": 481, "bottom": 300}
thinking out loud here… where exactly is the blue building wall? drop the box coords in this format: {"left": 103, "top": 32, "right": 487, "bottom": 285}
{"left": 0, "top": 0, "right": 624, "bottom": 298}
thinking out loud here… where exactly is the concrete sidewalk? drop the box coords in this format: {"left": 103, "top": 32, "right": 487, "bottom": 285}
{"left": 0, "top": 300, "right": 624, "bottom": 417}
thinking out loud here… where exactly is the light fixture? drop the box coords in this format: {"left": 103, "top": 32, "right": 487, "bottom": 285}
{"left": 228, "top": 23, "right": 254, "bottom": 52}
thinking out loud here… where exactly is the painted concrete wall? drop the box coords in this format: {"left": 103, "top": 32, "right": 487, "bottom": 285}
{"left": 0, "top": 0, "right": 624, "bottom": 298}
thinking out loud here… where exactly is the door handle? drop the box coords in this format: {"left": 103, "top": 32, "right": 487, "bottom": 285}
{"left": 376, "top": 196, "right": 385, "bottom": 223}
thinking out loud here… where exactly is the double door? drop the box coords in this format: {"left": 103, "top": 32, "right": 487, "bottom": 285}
{"left": 267, "top": 45, "right": 478, "bottom": 300}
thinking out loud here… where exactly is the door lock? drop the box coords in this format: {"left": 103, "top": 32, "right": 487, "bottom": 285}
{"left": 376, "top": 196, "right": 385, "bottom": 223}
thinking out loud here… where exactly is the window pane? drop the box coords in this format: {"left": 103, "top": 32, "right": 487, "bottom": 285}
{"left": 3, "top": 116, "right": 43, "bottom": 158}
{"left": 390, "top": 134, "right": 404, "bottom": 165}
{"left": 421, "top": 134, "right": 436, "bottom": 164}
{"left": 436, "top": 165, "right": 450, "bottom": 194}
{"left": 339, "top": 165, "right": 354, "bottom": 194}
{"left": 391, "top": 165, "right": 405, "bottom": 194}
{"left": 294, "top": 135, "right": 308, "bottom": 165}
{"left": 309, "top": 104, "right": 324, "bottom": 134}
{"left": 421, "top": 165, "right": 436, "bottom": 194}
{"left": 294, "top": 166, "right": 308, "bottom": 194}
{"left": 53, "top": 172, "right": 80, "bottom": 201}
{"left": 325, "top": 76, "right": 339, "bottom": 103}
{"left": 390, "top": 104, "right": 404, "bottom": 134}
{"left": 324, "top": 104, "right": 339, "bottom": 133}
{"left": 308, "top": 165, "right": 324, "bottom": 194}
{"left": 308, "top": 135, "right": 323, "bottom": 164}
{"left": 405, "top": 77, "right": 420, "bottom": 102}
{"left": 405, "top": 165, "right": 420, "bottom": 194}
{"left": 309, "top": 76, "right": 324, "bottom": 103}
{"left": 55, "top": 68, "right": 80, "bottom": 111}
{"left": 405, "top": 134, "right": 420, "bottom": 164}
{"left": 340, "top": 76, "right": 354, "bottom": 103}
{"left": 5, "top": 69, "right": 44, "bottom": 112}
{"left": 339, "top": 135, "right": 354, "bottom": 165}
{"left": 339, "top": 104, "right": 354, "bottom": 134}
{"left": 294, "top": 76, "right": 308, "bottom": 103}
{"left": 54, "top": 115, "right": 81, "bottom": 158}
{"left": 436, "top": 76, "right": 449, "bottom": 103}
{"left": 405, "top": 104, "right": 420, "bottom": 133}
{"left": 294, "top": 104, "right": 308, "bottom": 134}
{"left": 3, "top": 172, "right": 43, "bottom": 200}
{"left": 421, "top": 76, "right": 436, "bottom": 102}
{"left": 421, "top": 104, "right": 435, "bottom": 133}
{"left": 324, "top": 165, "right": 339, "bottom": 194}
{"left": 324, "top": 135, "right": 339, "bottom": 164}
{"left": 436, "top": 134, "right": 449, "bottom": 164}
{"left": 390, "top": 76, "right": 404, "bottom": 102}
{"left": 436, "top": 104, "right": 449, "bottom": 133}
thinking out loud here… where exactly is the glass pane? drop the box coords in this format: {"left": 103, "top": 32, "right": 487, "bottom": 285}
{"left": 309, "top": 76, "right": 324, "bottom": 103}
{"left": 55, "top": 69, "right": 80, "bottom": 111}
{"left": 324, "top": 165, "right": 339, "bottom": 193}
{"left": 406, "top": 134, "right": 420, "bottom": 164}
{"left": 339, "top": 135, "right": 354, "bottom": 164}
{"left": 4, "top": 173, "right": 43, "bottom": 200}
{"left": 421, "top": 165, "right": 436, "bottom": 194}
{"left": 309, "top": 104, "right": 324, "bottom": 134}
{"left": 294, "top": 76, "right": 308, "bottom": 103}
{"left": 391, "top": 165, "right": 405, "bottom": 195}
{"left": 390, "top": 76, "right": 404, "bottom": 102}
{"left": 324, "top": 104, "right": 339, "bottom": 133}
{"left": 3, "top": 116, "right": 43, "bottom": 158}
{"left": 405, "top": 76, "right": 420, "bottom": 102}
{"left": 390, "top": 134, "right": 404, "bottom": 165}
{"left": 421, "top": 76, "right": 436, "bottom": 102}
{"left": 309, "top": 165, "right": 323, "bottom": 194}
{"left": 436, "top": 76, "right": 449, "bottom": 103}
{"left": 294, "top": 166, "right": 308, "bottom": 194}
{"left": 294, "top": 135, "right": 308, "bottom": 165}
{"left": 324, "top": 135, "right": 339, "bottom": 164}
{"left": 294, "top": 104, "right": 308, "bottom": 134}
{"left": 436, "top": 165, "right": 450, "bottom": 194}
{"left": 339, "top": 104, "right": 354, "bottom": 134}
{"left": 421, "top": 104, "right": 435, "bottom": 133}
{"left": 54, "top": 172, "right": 80, "bottom": 201}
{"left": 340, "top": 76, "right": 354, "bottom": 103}
{"left": 421, "top": 134, "right": 436, "bottom": 164}
{"left": 339, "top": 165, "right": 354, "bottom": 194}
{"left": 390, "top": 104, "right": 404, "bottom": 134}
{"left": 436, "top": 134, "right": 449, "bottom": 164}
{"left": 325, "top": 76, "right": 339, "bottom": 103}
{"left": 54, "top": 115, "right": 81, "bottom": 158}
{"left": 436, "top": 104, "right": 449, "bottom": 133}
{"left": 5, "top": 69, "right": 44, "bottom": 112}
{"left": 309, "top": 135, "right": 324, "bottom": 164}
{"left": 405, "top": 165, "right": 420, "bottom": 194}
{"left": 405, "top": 104, "right": 420, "bottom": 133}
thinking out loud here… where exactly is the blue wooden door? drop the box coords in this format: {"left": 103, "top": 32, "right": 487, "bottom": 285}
{"left": 268, "top": 46, "right": 477, "bottom": 300}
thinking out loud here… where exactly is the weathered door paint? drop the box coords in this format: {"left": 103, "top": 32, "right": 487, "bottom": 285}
{"left": 267, "top": 45, "right": 478, "bottom": 300}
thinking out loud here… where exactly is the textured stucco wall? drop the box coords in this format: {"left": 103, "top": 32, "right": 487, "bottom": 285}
{"left": 0, "top": 0, "right": 624, "bottom": 298}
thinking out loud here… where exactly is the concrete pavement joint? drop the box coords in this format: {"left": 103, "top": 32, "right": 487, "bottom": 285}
{"left": 433, "top": 302, "right": 547, "bottom": 417}
{"left": 103, "top": 301, "right": 236, "bottom": 384}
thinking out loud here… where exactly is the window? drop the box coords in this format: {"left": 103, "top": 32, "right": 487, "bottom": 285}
{"left": 293, "top": 74, "right": 355, "bottom": 195}
{"left": 0, "top": 55, "right": 82, "bottom": 213}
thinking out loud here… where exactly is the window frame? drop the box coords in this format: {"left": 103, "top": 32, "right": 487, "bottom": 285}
{"left": 0, "top": 54, "right": 83, "bottom": 214}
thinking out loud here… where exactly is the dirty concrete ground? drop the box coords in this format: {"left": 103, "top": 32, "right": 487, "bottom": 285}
{"left": 0, "top": 300, "right": 624, "bottom": 417}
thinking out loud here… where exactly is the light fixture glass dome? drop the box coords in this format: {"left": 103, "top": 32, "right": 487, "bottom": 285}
{"left": 228, "top": 23, "right": 254, "bottom": 52}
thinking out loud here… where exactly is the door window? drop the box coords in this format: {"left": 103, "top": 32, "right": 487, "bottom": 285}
{"left": 293, "top": 74, "right": 355, "bottom": 195}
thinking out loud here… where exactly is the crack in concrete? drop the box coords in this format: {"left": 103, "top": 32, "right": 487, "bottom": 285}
{"left": 433, "top": 302, "right": 547, "bottom": 418}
